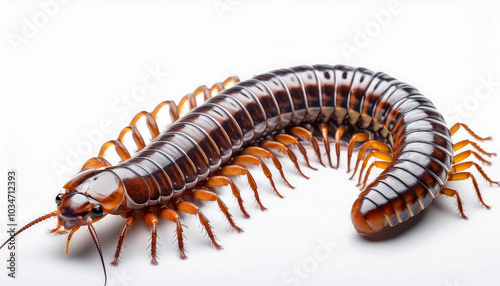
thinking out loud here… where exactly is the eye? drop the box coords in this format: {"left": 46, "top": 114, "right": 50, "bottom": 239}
{"left": 55, "top": 193, "right": 64, "bottom": 205}
{"left": 91, "top": 204, "right": 104, "bottom": 218}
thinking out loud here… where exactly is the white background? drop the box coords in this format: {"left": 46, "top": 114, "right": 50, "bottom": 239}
{"left": 1, "top": 1, "right": 500, "bottom": 286}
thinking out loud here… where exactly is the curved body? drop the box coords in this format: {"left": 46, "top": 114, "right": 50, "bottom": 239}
{"left": 94, "top": 64, "right": 453, "bottom": 233}
{"left": 4, "top": 64, "right": 497, "bottom": 286}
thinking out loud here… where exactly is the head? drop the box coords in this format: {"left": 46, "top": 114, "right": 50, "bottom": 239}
{"left": 0, "top": 169, "right": 125, "bottom": 286}
{"left": 55, "top": 169, "right": 125, "bottom": 230}
{"left": 55, "top": 191, "right": 105, "bottom": 229}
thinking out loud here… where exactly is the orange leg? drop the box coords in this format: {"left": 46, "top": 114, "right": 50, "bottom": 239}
{"left": 209, "top": 76, "right": 240, "bottom": 97}
{"left": 260, "top": 140, "right": 309, "bottom": 179}
{"left": 210, "top": 82, "right": 225, "bottom": 97}
{"left": 317, "top": 123, "right": 334, "bottom": 168}
{"left": 334, "top": 125, "right": 346, "bottom": 169}
{"left": 65, "top": 226, "right": 80, "bottom": 254}
{"left": 111, "top": 214, "right": 136, "bottom": 265}
{"left": 177, "top": 93, "right": 197, "bottom": 116}
{"left": 118, "top": 125, "right": 147, "bottom": 152}
{"left": 450, "top": 123, "right": 491, "bottom": 141}
{"left": 356, "top": 150, "right": 392, "bottom": 186}
{"left": 350, "top": 140, "right": 392, "bottom": 180}
{"left": 233, "top": 154, "right": 284, "bottom": 198}
{"left": 273, "top": 133, "right": 317, "bottom": 170}
{"left": 360, "top": 161, "right": 390, "bottom": 189}
{"left": 150, "top": 76, "right": 239, "bottom": 123}
{"left": 141, "top": 209, "right": 159, "bottom": 265}
{"left": 454, "top": 139, "right": 496, "bottom": 157}
{"left": 440, "top": 188, "right": 467, "bottom": 219}
{"left": 188, "top": 76, "right": 240, "bottom": 108}
{"left": 454, "top": 150, "right": 491, "bottom": 165}
{"left": 222, "top": 76, "right": 240, "bottom": 89}
{"left": 448, "top": 172, "right": 491, "bottom": 209}
{"left": 129, "top": 111, "right": 160, "bottom": 139}
{"left": 191, "top": 188, "right": 244, "bottom": 231}
{"left": 80, "top": 156, "right": 112, "bottom": 172}
{"left": 175, "top": 198, "right": 222, "bottom": 249}
{"left": 158, "top": 207, "right": 187, "bottom": 259}
{"left": 193, "top": 85, "right": 211, "bottom": 102}
{"left": 243, "top": 146, "right": 294, "bottom": 189}
{"left": 205, "top": 175, "right": 250, "bottom": 218}
{"left": 152, "top": 100, "right": 180, "bottom": 122}
{"left": 98, "top": 139, "right": 131, "bottom": 162}
{"left": 450, "top": 162, "right": 500, "bottom": 186}
{"left": 221, "top": 165, "right": 266, "bottom": 210}
{"left": 289, "top": 126, "right": 325, "bottom": 167}
{"left": 50, "top": 219, "right": 67, "bottom": 234}
{"left": 346, "top": 133, "right": 370, "bottom": 172}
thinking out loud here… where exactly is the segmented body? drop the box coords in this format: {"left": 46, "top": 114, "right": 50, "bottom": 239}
{"left": 90, "top": 64, "right": 453, "bottom": 232}
{"left": 3, "top": 64, "right": 498, "bottom": 286}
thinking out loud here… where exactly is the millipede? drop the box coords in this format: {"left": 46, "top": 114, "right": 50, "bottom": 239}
{"left": 2, "top": 64, "right": 498, "bottom": 285}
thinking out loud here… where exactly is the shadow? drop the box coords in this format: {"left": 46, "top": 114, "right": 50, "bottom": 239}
{"left": 357, "top": 210, "right": 427, "bottom": 242}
